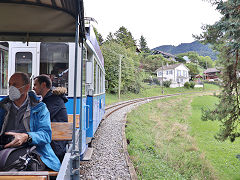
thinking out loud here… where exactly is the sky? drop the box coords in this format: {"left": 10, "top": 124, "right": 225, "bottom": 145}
{"left": 84, "top": 0, "right": 222, "bottom": 49}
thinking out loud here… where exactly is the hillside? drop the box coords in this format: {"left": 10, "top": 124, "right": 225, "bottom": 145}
{"left": 152, "top": 41, "right": 218, "bottom": 60}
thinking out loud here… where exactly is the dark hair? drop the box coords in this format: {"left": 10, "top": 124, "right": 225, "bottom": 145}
{"left": 14, "top": 72, "right": 30, "bottom": 85}
{"left": 35, "top": 74, "right": 52, "bottom": 89}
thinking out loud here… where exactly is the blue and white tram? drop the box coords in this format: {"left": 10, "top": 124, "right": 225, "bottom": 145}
{"left": 0, "top": 25, "right": 105, "bottom": 158}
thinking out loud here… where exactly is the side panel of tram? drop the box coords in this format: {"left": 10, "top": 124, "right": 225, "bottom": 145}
{"left": 0, "top": 34, "right": 105, "bottom": 157}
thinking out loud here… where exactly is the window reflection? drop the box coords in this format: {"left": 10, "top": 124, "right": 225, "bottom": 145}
{"left": 15, "top": 52, "right": 32, "bottom": 78}
{"left": 0, "top": 42, "right": 8, "bottom": 95}
{"left": 40, "top": 43, "right": 69, "bottom": 93}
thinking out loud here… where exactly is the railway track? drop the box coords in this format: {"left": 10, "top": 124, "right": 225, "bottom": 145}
{"left": 103, "top": 91, "right": 210, "bottom": 180}
{"left": 104, "top": 93, "right": 186, "bottom": 119}
{"left": 104, "top": 91, "right": 211, "bottom": 118}
{"left": 81, "top": 91, "right": 214, "bottom": 179}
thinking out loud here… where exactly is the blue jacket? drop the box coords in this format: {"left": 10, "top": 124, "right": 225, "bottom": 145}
{"left": 0, "top": 91, "right": 61, "bottom": 171}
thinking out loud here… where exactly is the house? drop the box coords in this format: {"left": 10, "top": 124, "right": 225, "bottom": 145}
{"left": 156, "top": 63, "right": 190, "bottom": 87}
{"left": 203, "top": 68, "right": 221, "bottom": 80}
{"left": 195, "top": 74, "right": 203, "bottom": 79}
{"left": 152, "top": 50, "right": 177, "bottom": 62}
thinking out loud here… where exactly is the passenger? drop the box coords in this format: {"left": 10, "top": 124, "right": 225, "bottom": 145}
{"left": 0, "top": 72, "right": 60, "bottom": 171}
{"left": 33, "top": 74, "right": 68, "bottom": 162}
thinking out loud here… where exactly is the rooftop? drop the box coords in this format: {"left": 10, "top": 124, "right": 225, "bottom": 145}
{"left": 156, "top": 63, "right": 182, "bottom": 71}
{"left": 203, "top": 68, "right": 221, "bottom": 74}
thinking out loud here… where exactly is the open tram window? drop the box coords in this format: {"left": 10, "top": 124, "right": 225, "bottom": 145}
{"left": 40, "top": 43, "right": 69, "bottom": 94}
{"left": 0, "top": 42, "right": 9, "bottom": 95}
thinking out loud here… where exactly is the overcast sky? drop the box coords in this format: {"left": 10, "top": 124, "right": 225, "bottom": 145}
{"left": 84, "top": 0, "right": 222, "bottom": 49}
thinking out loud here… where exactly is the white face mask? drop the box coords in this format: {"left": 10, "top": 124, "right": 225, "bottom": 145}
{"left": 9, "top": 85, "right": 25, "bottom": 101}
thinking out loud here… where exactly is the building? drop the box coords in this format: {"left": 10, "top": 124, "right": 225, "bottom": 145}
{"left": 156, "top": 63, "right": 190, "bottom": 87}
{"left": 203, "top": 68, "right": 221, "bottom": 80}
{"left": 152, "top": 50, "right": 177, "bottom": 62}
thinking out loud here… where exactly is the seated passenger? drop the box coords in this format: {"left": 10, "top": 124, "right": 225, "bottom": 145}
{"left": 0, "top": 72, "right": 60, "bottom": 171}
{"left": 33, "top": 74, "right": 68, "bottom": 162}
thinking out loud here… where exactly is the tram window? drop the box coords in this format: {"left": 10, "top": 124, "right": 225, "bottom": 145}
{"left": 95, "top": 64, "right": 99, "bottom": 94}
{"left": 15, "top": 52, "right": 32, "bottom": 77}
{"left": 102, "top": 72, "right": 104, "bottom": 93}
{"left": 40, "top": 43, "right": 69, "bottom": 93}
{"left": 102, "top": 72, "right": 104, "bottom": 92}
{"left": 82, "top": 46, "right": 87, "bottom": 96}
{"left": 94, "top": 61, "right": 96, "bottom": 94}
{"left": 98, "top": 66, "right": 101, "bottom": 93}
{"left": 99, "top": 70, "right": 101, "bottom": 93}
{"left": 0, "top": 43, "right": 9, "bottom": 95}
{"left": 100, "top": 70, "right": 103, "bottom": 93}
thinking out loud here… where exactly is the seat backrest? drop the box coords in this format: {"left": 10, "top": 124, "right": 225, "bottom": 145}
{"left": 51, "top": 122, "right": 73, "bottom": 141}
{"left": 0, "top": 171, "right": 50, "bottom": 180}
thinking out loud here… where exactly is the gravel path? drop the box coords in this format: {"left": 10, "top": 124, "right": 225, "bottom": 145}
{"left": 80, "top": 101, "right": 147, "bottom": 180}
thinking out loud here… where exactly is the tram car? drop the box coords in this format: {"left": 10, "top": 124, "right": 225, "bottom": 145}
{"left": 0, "top": 24, "right": 105, "bottom": 158}
{"left": 0, "top": 0, "right": 99, "bottom": 179}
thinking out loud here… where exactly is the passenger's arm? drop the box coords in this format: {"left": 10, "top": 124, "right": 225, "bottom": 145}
{"left": 27, "top": 104, "right": 52, "bottom": 145}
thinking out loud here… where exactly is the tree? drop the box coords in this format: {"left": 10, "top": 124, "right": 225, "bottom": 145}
{"left": 177, "top": 51, "right": 214, "bottom": 69}
{"left": 105, "top": 32, "right": 115, "bottom": 43}
{"left": 101, "top": 41, "right": 144, "bottom": 94}
{"left": 93, "top": 27, "right": 104, "bottom": 46}
{"left": 140, "top": 54, "right": 169, "bottom": 75}
{"left": 199, "top": 56, "right": 214, "bottom": 69}
{"left": 186, "top": 63, "right": 199, "bottom": 80}
{"left": 114, "top": 26, "right": 136, "bottom": 49}
{"left": 195, "top": 0, "right": 240, "bottom": 141}
{"left": 139, "top": 35, "right": 150, "bottom": 53}
{"left": 175, "top": 55, "right": 186, "bottom": 63}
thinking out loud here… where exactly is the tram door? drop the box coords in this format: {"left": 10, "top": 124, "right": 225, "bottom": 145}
{"left": 10, "top": 46, "right": 38, "bottom": 87}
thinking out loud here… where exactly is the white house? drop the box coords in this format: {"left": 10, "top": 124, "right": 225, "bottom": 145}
{"left": 156, "top": 63, "right": 190, "bottom": 87}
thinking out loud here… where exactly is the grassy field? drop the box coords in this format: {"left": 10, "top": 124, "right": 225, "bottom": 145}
{"left": 106, "top": 83, "right": 219, "bottom": 105}
{"left": 190, "top": 96, "right": 240, "bottom": 180}
{"left": 125, "top": 94, "right": 240, "bottom": 179}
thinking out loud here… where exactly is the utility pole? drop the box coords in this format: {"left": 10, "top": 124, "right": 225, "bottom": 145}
{"left": 161, "top": 61, "right": 164, "bottom": 94}
{"left": 118, "top": 55, "right": 122, "bottom": 99}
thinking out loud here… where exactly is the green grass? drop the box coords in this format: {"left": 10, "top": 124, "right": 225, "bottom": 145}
{"left": 189, "top": 96, "right": 240, "bottom": 180}
{"left": 126, "top": 93, "right": 240, "bottom": 179}
{"left": 106, "top": 83, "right": 219, "bottom": 105}
{"left": 126, "top": 94, "right": 217, "bottom": 179}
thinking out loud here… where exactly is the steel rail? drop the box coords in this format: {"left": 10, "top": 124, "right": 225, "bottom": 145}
{"left": 104, "top": 91, "right": 206, "bottom": 119}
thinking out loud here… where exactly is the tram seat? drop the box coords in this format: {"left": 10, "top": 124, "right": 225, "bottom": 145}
{"left": 51, "top": 122, "right": 73, "bottom": 141}
{"left": 0, "top": 122, "right": 73, "bottom": 180}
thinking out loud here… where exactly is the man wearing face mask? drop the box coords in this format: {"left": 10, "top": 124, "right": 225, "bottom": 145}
{"left": 0, "top": 72, "right": 61, "bottom": 171}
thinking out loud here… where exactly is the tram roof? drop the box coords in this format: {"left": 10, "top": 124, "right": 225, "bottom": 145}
{"left": 0, "top": 0, "right": 85, "bottom": 42}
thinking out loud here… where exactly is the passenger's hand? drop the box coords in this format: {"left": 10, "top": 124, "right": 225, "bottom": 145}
{"left": 4, "top": 132, "right": 28, "bottom": 148}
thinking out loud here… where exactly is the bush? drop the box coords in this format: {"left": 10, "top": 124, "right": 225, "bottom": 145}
{"left": 184, "top": 82, "right": 190, "bottom": 89}
{"left": 153, "top": 78, "right": 161, "bottom": 85}
{"left": 163, "top": 80, "right": 171, "bottom": 88}
{"left": 189, "top": 81, "right": 195, "bottom": 89}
